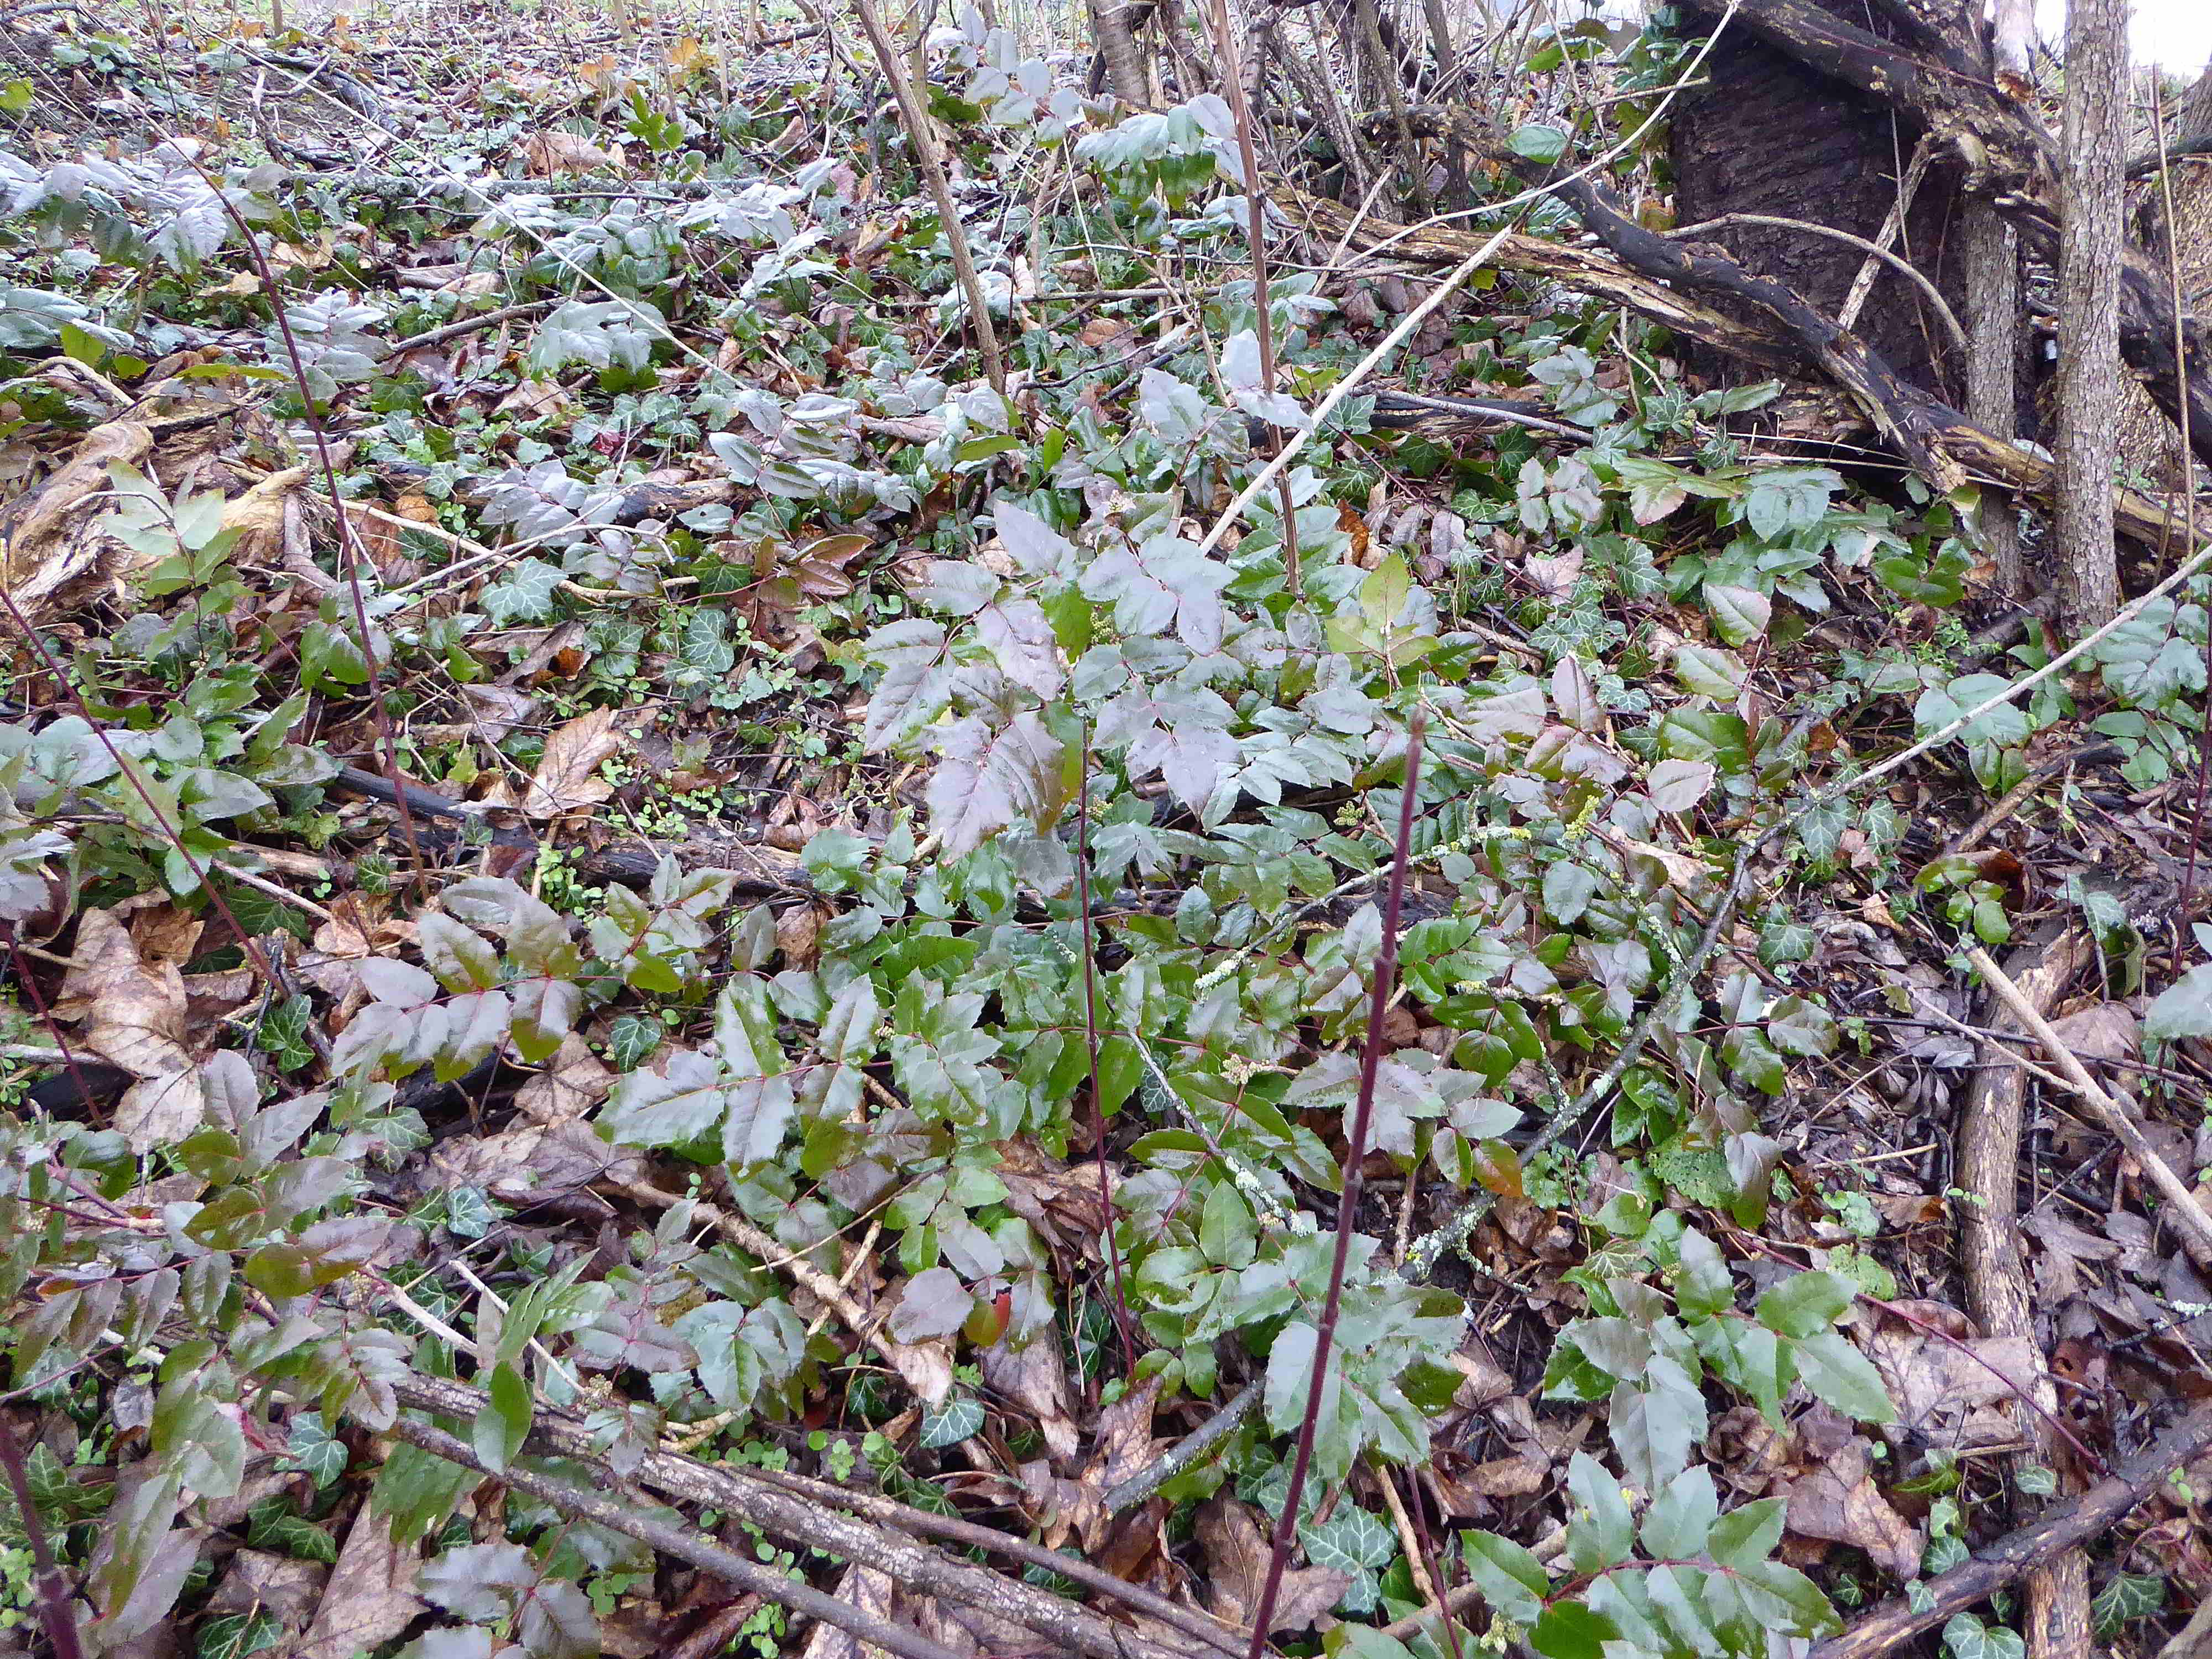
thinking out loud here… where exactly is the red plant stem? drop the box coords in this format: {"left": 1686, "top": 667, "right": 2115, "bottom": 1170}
{"left": 198, "top": 170, "right": 427, "bottom": 874}
{"left": 1075, "top": 721, "right": 1138, "bottom": 1377}
{"left": 0, "top": 1414, "right": 86, "bottom": 1659}
{"left": 1243, "top": 714, "right": 1425, "bottom": 1657}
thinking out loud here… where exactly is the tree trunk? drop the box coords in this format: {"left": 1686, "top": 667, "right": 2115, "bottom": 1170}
{"left": 1668, "top": 0, "right": 1969, "bottom": 402}
{"left": 2051, "top": 0, "right": 2127, "bottom": 632}
{"left": 1964, "top": 206, "right": 2026, "bottom": 593}
{"left": 1089, "top": 0, "right": 1155, "bottom": 107}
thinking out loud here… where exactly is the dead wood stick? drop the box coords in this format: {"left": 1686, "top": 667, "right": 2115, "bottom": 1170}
{"left": 388, "top": 1375, "right": 1213, "bottom": 1659}
{"left": 1807, "top": 1397, "right": 2212, "bottom": 1659}
{"left": 612, "top": 1177, "right": 955, "bottom": 1407}
{"left": 383, "top": 1416, "right": 967, "bottom": 1659}
{"left": 1958, "top": 926, "right": 2099, "bottom": 1659}
{"left": 389, "top": 301, "right": 556, "bottom": 354}
{"left": 1965, "top": 943, "right": 2212, "bottom": 1261}
{"left": 738, "top": 1464, "right": 1246, "bottom": 1656}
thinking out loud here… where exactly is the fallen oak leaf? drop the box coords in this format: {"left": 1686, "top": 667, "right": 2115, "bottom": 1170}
{"left": 524, "top": 706, "right": 634, "bottom": 818}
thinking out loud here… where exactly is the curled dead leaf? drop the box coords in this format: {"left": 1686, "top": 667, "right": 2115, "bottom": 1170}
{"left": 51, "top": 907, "right": 204, "bottom": 1151}
{"left": 524, "top": 706, "right": 634, "bottom": 818}
{"left": 522, "top": 129, "right": 626, "bottom": 175}
{"left": 0, "top": 420, "right": 154, "bottom": 620}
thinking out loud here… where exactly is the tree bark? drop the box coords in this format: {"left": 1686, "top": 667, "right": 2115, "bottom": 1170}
{"left": 1714, "top": 0, "right": 2212, "bottom": 474}
{"left": 1670, "top": 0, "right": 1969, "bottom": 400}
{"left": 1964, "top": 205, "right": 2026, "bottom": 593}
{"left": 2051, "top": 0, "right": 2127, "bottom": 632}
{"left": 1089, "top": 0, "right": 1155, "bottom": 107}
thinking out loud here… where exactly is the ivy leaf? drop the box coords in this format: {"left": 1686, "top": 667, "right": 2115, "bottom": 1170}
{"left": 479, "top": 557, "right": 564, "bottom": 625}
{"left": 2090, "top": 1573, "right": 2166, "bottom": 1637}
{"left": 1942, "top": 1613, "right": 2027, "bottom": 1659}
{"left": 281, "top": 1412, "right": 348, "bottom": 1488}
{"left": 920, "top": 1395, "right": 986, "bottom": 1447}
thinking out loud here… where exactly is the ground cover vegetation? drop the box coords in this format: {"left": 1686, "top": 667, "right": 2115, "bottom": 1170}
{"left": 0, "top": 0, "right": 2209, "bottom": 1656}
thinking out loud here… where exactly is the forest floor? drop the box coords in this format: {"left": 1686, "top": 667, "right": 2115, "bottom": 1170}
{"left": 1, "top": 5, "right": 2211, "bottom": 1659}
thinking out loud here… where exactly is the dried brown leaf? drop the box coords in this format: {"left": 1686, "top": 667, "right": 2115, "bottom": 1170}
{"left": 522, "top": 129, "right": 626, "bottom": 175}
{"left": 295, "top": 1509, "right": 424, "bottom": 1659}
{"left": 513, "top": 1031, "right": 615, "bottom": 1123}
{"left": 53, "top": 907, "right": 202, "bottom": 1150}
{"left": 979, "top": 1333, "right": 1078, "bottom": 1460}
{"left": 524, "top": 706, "right": 632, "bottom": 818}
{"left": 0, "top": 419, "right": 154, "bottom": 619}
{"left": 1781, "top": 1435, "right": 1922, "bottom": 1577}
{"left": 1194, "top": 1497, "right": 1351, "bottom": 1633}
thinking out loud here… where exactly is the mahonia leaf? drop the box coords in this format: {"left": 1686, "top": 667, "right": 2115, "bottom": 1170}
{"left": 925, "top": 712, "right": 1067, "bottom": 859}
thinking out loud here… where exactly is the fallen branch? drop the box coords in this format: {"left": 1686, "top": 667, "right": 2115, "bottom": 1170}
{"left": 388, "top": 1374, "right": 1219, "bottom": 1659}
{"left": 384, "top": 1416, "right": 967, "bottom": 1659}
{"left": 1955, "top": 925, "right": 2099, "bottom": 1657}
{"left": 1966, "top": 943, "right": 2212, "bottom": 1262}
{"left": 1295, "top": 152, "right": 2197, "bottom": 551}
{"left": 1808, "top": 1399, "right": 2212, "bottom": 1659}
{"left": 388, "top": 300, "right": 556, "bottom": 354}
{"left": 1714, "top": 0, "right": 2212, "bottom": 466}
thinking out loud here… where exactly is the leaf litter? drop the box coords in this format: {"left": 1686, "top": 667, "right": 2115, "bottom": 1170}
{"left": 0, "top": 3, "right": 2206, "bottom": 1658}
